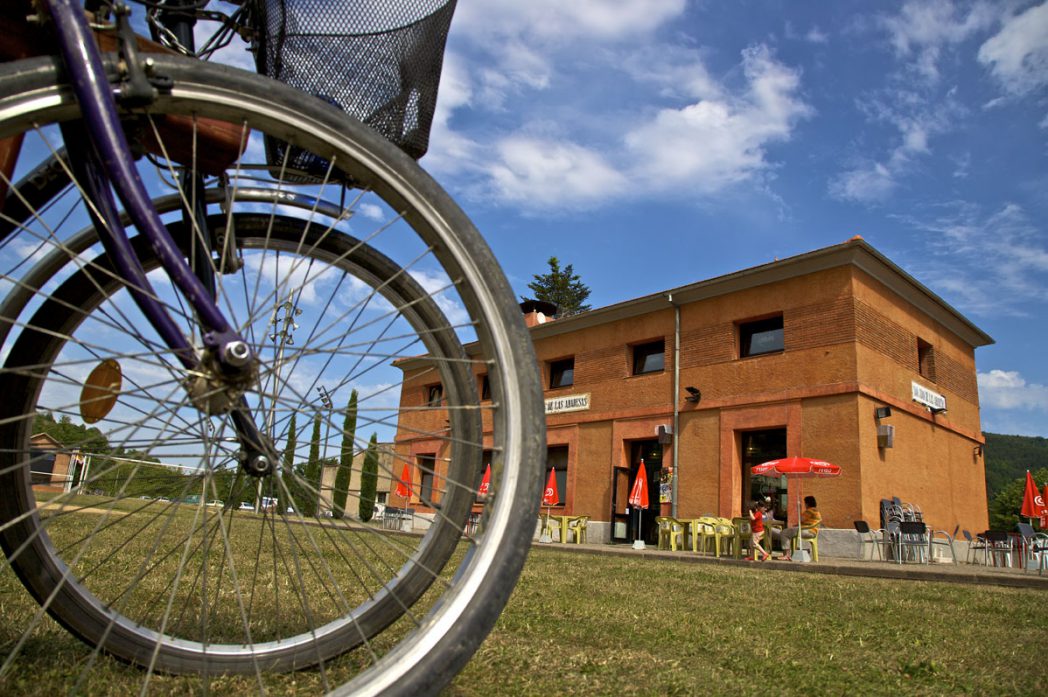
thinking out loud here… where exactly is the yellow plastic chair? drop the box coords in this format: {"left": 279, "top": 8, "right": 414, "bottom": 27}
{"left": 731, "top": 517, "right": 755, "bottom": 559}
{"left": 789, "top": 525, "right": 820, "bottom": 562}
{"left": 655, "top": 517, "right": 684, "bottom": 551}
{"left": 540, "top": 516, "right": 560, "bottom": 542}
{"left": 697, "top": 516, "right": 732, "bottom": 557}
{"left": 568, "top": 515, "right": 589, "bottom": 544}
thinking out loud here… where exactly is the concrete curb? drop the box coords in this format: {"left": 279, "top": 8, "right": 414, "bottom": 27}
{"left": 532, "top": 541, "right": 1048, "bottom": 590}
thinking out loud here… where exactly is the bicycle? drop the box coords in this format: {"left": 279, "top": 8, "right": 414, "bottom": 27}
{"left": 0, "top": 0, "right": 545, "bottom": 694}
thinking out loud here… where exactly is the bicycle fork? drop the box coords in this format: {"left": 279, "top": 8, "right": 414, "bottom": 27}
{"left": 43, "top": 0, "right": 277, "bottom": 476}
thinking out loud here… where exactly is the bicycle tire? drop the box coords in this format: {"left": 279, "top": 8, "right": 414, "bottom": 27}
{"left": 0, "top": 54, "right": 544, "bottom": 695}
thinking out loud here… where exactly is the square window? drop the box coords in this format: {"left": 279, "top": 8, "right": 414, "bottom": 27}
{"left": 548, "top": 357, "right": 575, "bottom": 388}
{"left": 739, "top": 316, "right": 784, "bottom": 357}
{"left": 426, "top": 384, "right": 443, "bottom": 406}
{"left": 631, "top": 339, "right": 665, "bottom": 375}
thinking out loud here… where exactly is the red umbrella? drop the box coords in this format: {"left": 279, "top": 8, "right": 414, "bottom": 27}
{"left": 478, "top": 463, "right": 492, "bottom": 496}
{"left": 395, "top": 463, "right": 411, "bottom": 499}
{"left": 542, "top": 467, "right": 559, "bottom": 506}
{"left": 1020, "top": 470, "right": 1043, "bottom": 519}
{"left": 628, "top": 460, "right": 649, "bottom": 547}
{"left": 629, "top": 459, "right": 649, "bottom": 509}
{"left": 751, "top": 456, "right": 840, "bottom": 555}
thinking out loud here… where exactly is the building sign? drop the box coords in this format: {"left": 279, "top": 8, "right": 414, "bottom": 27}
{"left": 545, "top": 393, "right": 591, "bottom": 415}
{"left": 911, "top": 381, "right": 946, "bottom": 412}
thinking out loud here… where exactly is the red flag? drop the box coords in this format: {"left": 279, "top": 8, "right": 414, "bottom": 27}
{"left": 542, "top": 467, "right": 559, "bottom": 506}
{"left": 395, "top": 463, "right": 411, "bottom": 499}
{"left": 1020, "top": 470, "right": 1043, "bottom": 518}
{"left": 478, "top": 463, "right": 491, "bottom": 496}
{"left": 628, "top": 459, "right": 649, "bottom": 509}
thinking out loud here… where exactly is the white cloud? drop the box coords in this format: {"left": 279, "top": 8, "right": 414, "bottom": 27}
{"left": 486, "top": 136, "right": 628, "bottom": 208}
{"left": 977, "top": 1, "right": 1048, "bottom": 96}
{"left": 879, "top": 0, "right": 996, "bottom": 82}
{"left": 623, "top": 45, "right": 812, "bottom": 195}
{"left": 978, "top": 369, "right": 1048, "bottom": 411}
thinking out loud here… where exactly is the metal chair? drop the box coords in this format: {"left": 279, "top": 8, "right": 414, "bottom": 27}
{"left": 982, "top": 530, "right": 1012, "bottom": 567}
{"left": 1016, "top": 522, "right": 1048, "bottom": 572}
{"left": 962, "top": 529, "right": 987, "bottom": 565}
{"left": 896, "top": 520, "right": 929, "bottom": 564}
{"left": 853, "top": 520, "right": 883, "bottom": 560}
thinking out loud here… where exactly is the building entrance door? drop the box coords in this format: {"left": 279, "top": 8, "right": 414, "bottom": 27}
{"left": 741, "top": 429, "right": 786, "bottom": 519}
{"left": 611, "top": 440, "right": 664, "bottom": 543}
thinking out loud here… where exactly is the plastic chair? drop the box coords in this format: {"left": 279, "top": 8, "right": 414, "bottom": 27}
{"left": 696, "top": 516, "right": 731, "bottom": 557}
{"left": 853, "top": 520, "right": 883, "bottom": 560}
{"left": 540, "top": 516, "right": 560, "bottom": 542}
{"left": 568, "top": 515, "right": 589, "bottom": 544}
{"left": 655, "top": 516, "right": 684, "bottom": 551}
{"left": 788, "top": 528, "right": 820, "bottom": 562}
{"left": 731, "top": 517, "right": 755, "bottom": 559}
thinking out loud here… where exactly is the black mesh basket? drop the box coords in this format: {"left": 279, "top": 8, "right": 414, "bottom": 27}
{"left": 254, "top": 0, "right": 456, "bottom": 177}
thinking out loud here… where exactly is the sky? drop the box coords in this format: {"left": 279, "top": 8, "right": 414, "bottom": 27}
{"left": 405, "top": 0, "right": 1048, "bottom": 438}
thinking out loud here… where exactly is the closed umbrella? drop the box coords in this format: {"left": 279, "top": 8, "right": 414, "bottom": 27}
{"left": 539, "top": 467, "right": 559, "bottom": 543}
{"left": 478, "top": 463, "right": 492, "bottom": 497}
{"left": 394, "top": 463, "right": 411, "bottom": 499}
{"left": 1020, "top": 470, "right": 1044, "bottom": 522}
{"left": 751, "top": 456, "right": 840, "bottom": 555}
{"left": 1042, "top": 485, "right": 1048, "bottom": 530}
{"left": 629, "top": 459, "right": 650, "bottom": 548}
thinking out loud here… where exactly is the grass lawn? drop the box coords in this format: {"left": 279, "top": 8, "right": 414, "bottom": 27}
{"left": 2, "top": 543, "right": 1046, "bottom": 695}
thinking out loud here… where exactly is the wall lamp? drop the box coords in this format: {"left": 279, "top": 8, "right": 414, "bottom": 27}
{"left": 973, "top": 445, "right": 983, "bottom": 457}
{"left": 874, "top": 406, "right": 892, "bottom": 419}
{"left": 929, "top": 406, "right": 947, "bottom": 415}
{"left": 684, "top": 386, "right": 701, "bottom": 404}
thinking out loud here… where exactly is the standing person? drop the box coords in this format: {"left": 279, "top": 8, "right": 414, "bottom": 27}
{"left": 780, "top": 495, "right": 821, "bottom": 561}
{"left": 748, "top": 500, "right": 770, "bottom": 561}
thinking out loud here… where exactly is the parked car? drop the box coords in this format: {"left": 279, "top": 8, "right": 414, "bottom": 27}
{"left": 238, "top": 502, "right": 254, "bottom": 511}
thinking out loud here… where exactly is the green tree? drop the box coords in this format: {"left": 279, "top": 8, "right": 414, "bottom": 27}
{"left": 280, "top": 413, "right": 298, "bottom": 512}
{"left": 988, "top": 466, "right": 1048, "bottom": 531}
{"left": 523, "top": 256, "right": 591, "bottom": 317}
{"left": 359, "top": 433, "right": 379, "bottom": 523}
{"left": 301, "top": 413, "right": 323, "bottom": 516}
{"left": 332, "top": 390, "right": 358, "bottom": 519}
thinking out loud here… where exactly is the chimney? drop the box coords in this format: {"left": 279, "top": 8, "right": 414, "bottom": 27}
{"left": 519, "top": 300, "right": 559, "bottom": 328}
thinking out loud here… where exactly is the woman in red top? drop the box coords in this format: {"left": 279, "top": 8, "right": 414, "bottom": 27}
{"left": 748, "top": 501, "right": 770, "bottom": 561}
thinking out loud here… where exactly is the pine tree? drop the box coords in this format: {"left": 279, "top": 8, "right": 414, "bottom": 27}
{"left": 302, "top": 413, "right": 322, "bottom": 516}
{"left": 359, "top": 433, "right": 379, "bottom": 523}
{"left": 332, "top": 390, "right": 358, "bottom": 519}
{"left": 523, "top": 256, "right": 591, "bottom": 316}
{"left": 280, "top": 413, "right": 298, "bottom": 513}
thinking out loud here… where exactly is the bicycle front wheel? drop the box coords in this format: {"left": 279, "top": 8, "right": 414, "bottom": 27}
{"left": 0, "top": 55, "right": 544, "bottom": 694}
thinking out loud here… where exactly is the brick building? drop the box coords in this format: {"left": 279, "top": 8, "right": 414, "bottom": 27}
{"left": 391, "top": 237, "right": 993, "bottom": 544}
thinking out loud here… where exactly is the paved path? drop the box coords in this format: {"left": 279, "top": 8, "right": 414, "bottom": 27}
{"left": 533, "top": 540, "right": 1048, "bottom": 590}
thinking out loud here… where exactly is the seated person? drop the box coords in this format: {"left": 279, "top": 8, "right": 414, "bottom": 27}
{"left": 779, "top": 495, "right": 821, "bottom": 561}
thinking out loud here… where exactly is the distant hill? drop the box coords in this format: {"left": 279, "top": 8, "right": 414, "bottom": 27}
{"left": 983, "top": 432, "right": 1048, "bottom": 499}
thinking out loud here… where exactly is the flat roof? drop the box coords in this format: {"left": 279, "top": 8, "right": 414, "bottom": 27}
{"left": 529, "top": 236, "right": 994, "bottom": 348}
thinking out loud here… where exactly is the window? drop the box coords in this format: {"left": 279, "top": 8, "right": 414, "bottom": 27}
{"left": 631, "top": 339, "right": 665, "bottom": 375}
{"left": 417, "top": 454, "right": 436, "bottom": 504}
{"left": 548, "top": 357, "right": 575, "bottom": 388}
{"left": 480, "top": 374, "right": 491, "bottom": 401}
{"left": 425, "top": 383, "right": 443, "bottom": 406}
{"left": 739, "top": 315, "right": 784, "bottom": 357}
{"left": 545, "top": 445, "right": 568, "bottom": 505}
{"left": 917, "top": 338, "right": 936, "bottom": 381}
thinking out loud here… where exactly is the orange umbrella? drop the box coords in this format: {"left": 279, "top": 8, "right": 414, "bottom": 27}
{"left": 478, "top": 463, "right": 492, "bottom": 496}
{"left": 395, "top": 463, "right": 411, "bottom": 499}
{"left": 1020, "top": 470, "right": 1043, "bottom": 520}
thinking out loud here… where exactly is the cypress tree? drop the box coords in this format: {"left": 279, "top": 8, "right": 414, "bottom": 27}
{"left": 332, "top": 390, "right": 358, "bottom": 519}
{"left": 359, "top": 434, "right": 379, "bottom": 523}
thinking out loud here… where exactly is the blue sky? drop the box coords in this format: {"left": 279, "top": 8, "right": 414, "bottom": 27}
{"left": 410, "top": 0, "right": 1048, "bottom": 438}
